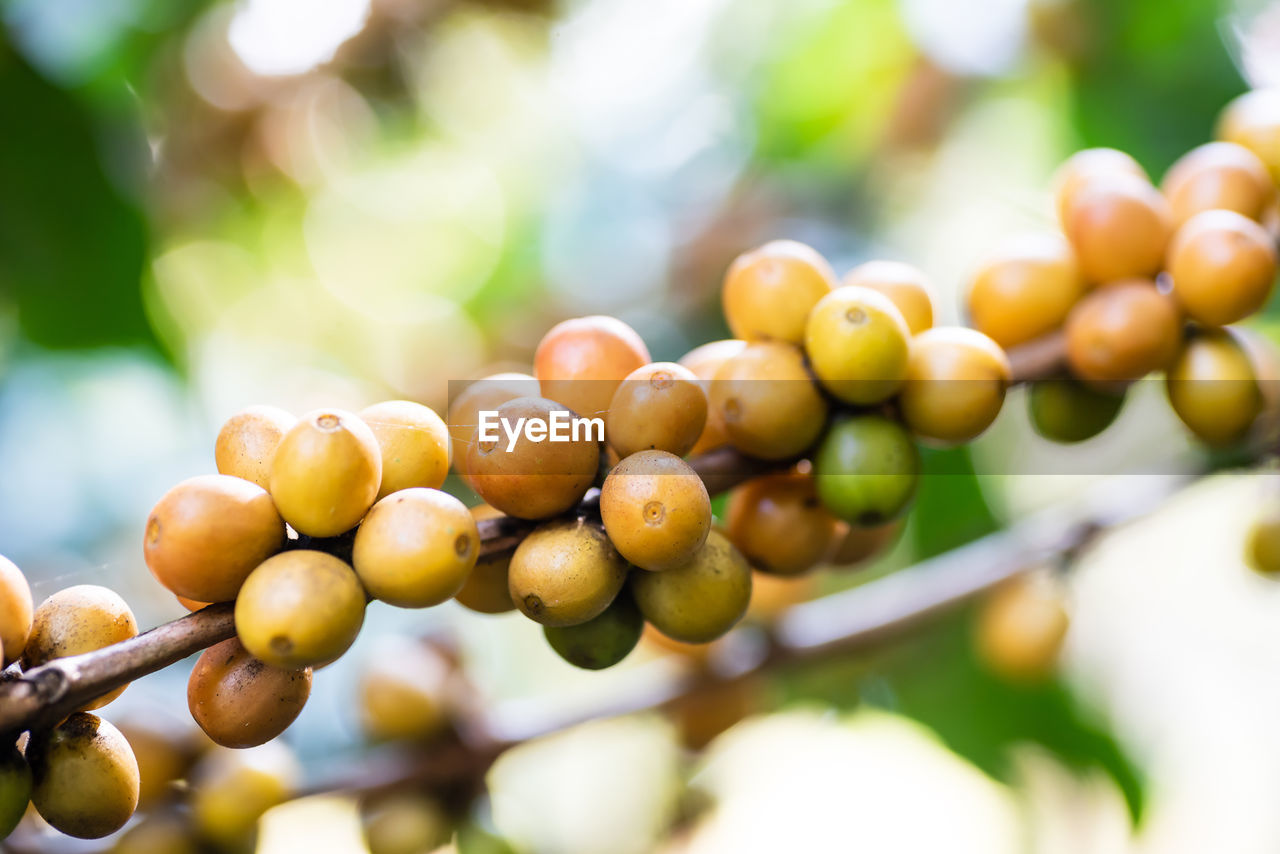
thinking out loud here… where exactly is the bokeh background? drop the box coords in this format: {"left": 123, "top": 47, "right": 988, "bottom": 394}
{"left": 5, "top": 0, "right": 1280, "bottom": 851}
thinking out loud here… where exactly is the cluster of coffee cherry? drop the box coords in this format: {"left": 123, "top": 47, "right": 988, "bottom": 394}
{"left": 5, "top": 87, "right": 1280, "bottom": 846}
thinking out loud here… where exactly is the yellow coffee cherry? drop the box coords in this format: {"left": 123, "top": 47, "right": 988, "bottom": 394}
{"left": 358, "top": 639, "right": 454, "bottom": 743}
{"left": 1167, "top": 209, "right": 1278, "bottom": 327}
{"left": 842, "top": 259, "right": 936, "bottom": 334}
{"left": 362, "top": 792, "right": 452, "bottom": 854}
{"left": 600, "top": 451, "right": 711, "bottom": 572}
{"left": 606, "top": 362, "right": 707, "bottom": 458}
{"left": 235, "top": 550, "right": 366, "bottom": 670}
{"left": 1052, "top": 147, "right": 1147, "bottom": 228}
{"left": 359, "top": 400, "right": 451, "bottom": 499}
{"left": 214, "top": 405, "right": 296, "bottom": 490}
{"left": 448, "top": 372, "right": 539, "bottom": 476}
{"left": 269, "top": 409, "right": 382, "bottom": 537}
{"left": 454, "top": 504, "right": 516, "bottom": 614}
{"left": 28, "top": 713, "right": 139, "bottom": 840}
{"left": 709, "top": 341, "right": 828, "bottom": 459}
{"left": 721, "top": 240, "right": 835, "bottom": 343}
{"left": 1218, "top": 88, "right": 1280, "bottom": 182}
{"left": 966, "top": 232, "right": 1086, "bottom": 349}
{"left": 352, "top": 488, "right": 479, "bottom": 608}
{"left": 1161, "top": 141, "right": 1275, "bottom": 226}
{"left": 803, "top": 285, "right": 911, "bottom": 405}
{"left": 190, "top": 743, "right": 299, "bottom": 849}
{"left": 677, "top": 339, "right": 747, "bottom": 457}
{"left": 508, "top": 519, "right": 628, "bottom": 627}
{"left": 898, "top": 327, "right": 1012, "bottom": 444}
{"left": 629, "top": 529, "right": 752, "bottom": 644}
{"left": 0, "top": 555, "right": 33, "bottom": 667}
{"left": 974, "top": 573, "right": 1069, "bottom": 684}
{"left": 144, "top": 474, "right": 285, "bottom": 603}
{"left": 1165, "top": 328, "right": 1262, "bottom": 446}
{"left": 22, "top": 585, "right": 138, "bottom": 710}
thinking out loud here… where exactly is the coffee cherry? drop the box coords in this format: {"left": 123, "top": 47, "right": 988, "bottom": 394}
{"left": 190, "top": 743, "right": 298, "bottom": 849}
{"left": 606, "top": 362, "right": 707, "bottom": 458}
{"left": 814, "top": 415, "right": 919, "bottom": 525}
{"left": 454, "top": 505, "right": 515, "bottom": 614}
{"left": 1063, "top": 173, "right": 1172, "bottom": 283}
{"left": 709, "top": 341, "right": 828, "bottom": 459}
{"left": 358, "top": 400, "right": 450, "bottom": 499}
{"left": 1247, "top": 501, "right": 1280, "bottom": 575}
{"left": 677, "top": 339, "right": 747, "bottom": 457}
{"left": 725, "top": 473, "right": 837, "bottom": 576}
{"left": 826, "top": 519, "right": 902, "bottom": 568}
{"left": 144, "top": 474, "right": 286, "bottom": 603}
{"left": 352, "top": 488, "right": 479, "bottom": 608}
{"left": 600, "top": 451, "right": 711, "bottom": 572}
{"left": 1064, "top": 280, "right": 1181, "bottom": 383}
{"left": 362, "top": 793, "right": 452, "bottom": 854}
{"left": 804, "top": 285, "right": 911, "bottom": 404}
{"left": 0, "top": 744, "right": 31, "bottom": 840}
{"left": 534, "top": 315, "right": 651, "bottom": 418}
{"left": 966, "top": 233, "right": 1086, "bottom": 349}
{"left": 214, "top": 405, "right": 296, "bottom": 490}
{"left": 270, "top": 409, "right": 382, "bottom": 537}
{"left": 722, "top": 239, "right": 835, "bottom": 343}
{"left": 1217, "top": 88, "right": 1280, "bottom": 182}
{"left": 0, "top": 555, "right": 32, "bottom": 667}
{"left": 175, "top": 595, "right": 209, "bottom": 611}
{"left": 899, "top": 327, "right": 1012, "bottom": 444}
{"left": 1027, "top": 377, "right": 1125, "bottom": 443}
{"left": 115, "top": 716, "right": 197, "bottom": 810}
{"left": 974, "top": 574, "right": 1069, "bottom": 684}
{"left": 187, "top": 638, "right": 312, "bottom": 749}
{"left": 842, "top": 260, "right": 936, "bottom": 334}
{"left": 1161, "top": 141, "right": 1275, "bottom": 226}
{"left": 629, "top": 529, "right": 752, "bottom": 644}
{"left": 23, "top": 585, "right": 138, "bottom": 710}
{"left": 1052, "top": 147, "right": 1147, "bottom": 228}
{"left": 544, "top": 591, "right": 644, "bottom": 670}
{"left": 746, "top": 572, "right": 817, "bottom": 622}
{"left": 1167, "top": 209, "right": 1277, "bottom": 327}
{"left": 235, "top": 550, "right": 366, "bottom": 670}
{"left": 508, "top": 519, "right": 628, "bottom": 627}
{"left": 28, "top": 713, "right": 139, "bottom": 839}
{"left": 448, "top": 372, "right": 539, "bottom": 469}
{"left": 465, "top": 396, "right": 599, "bottom": 520}
{"left": 1165, "top": 328, "right": 1262, "bottom": 446}
{"left": 359, "top": 639, "right": 453, "bottom": 743}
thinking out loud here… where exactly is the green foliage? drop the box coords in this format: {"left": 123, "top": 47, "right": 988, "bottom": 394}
{"left": 0, "top": 40, "right": 154, "bottom": 352}
{"left": 909, "top": 446, "right": 1001, "bottom": 560}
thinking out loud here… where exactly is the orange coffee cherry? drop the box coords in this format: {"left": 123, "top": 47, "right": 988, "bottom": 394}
{"left": 534, "top": 316, "right": 650, "bottom": 419}
{"left": 721, "top": 240, "right": 835, "bottom": 343}
{"left": 677, "top": 339, "right": 747, "bottom": 457}
{"left": 1167, "top": 209, "right": 1277, "bottom": 327}
{"left": 1064, "top": 280, "right": 1181, "bottom": 383}
{"left": 708, "top": 341, "right": 828, "bottom": 460}
{"left": 1161, "top": 141, "right": 1275, "bottom": 226}
{"left": 841, "top": 260, "right": 936, "bottom": 334}
{"left": 606, "top": 362, "right": 707, "bottom": 458}
{"left": 1063, "top": 172, "right": 1172, "bottom": 284}
{"left": 898, "top": 327, "right": 1012, "bottom": 444}
{"left": 966, "top": 233, "right": 1086, "bottom": 349}
{"left": 725, "top": 473, "right": 837, "bottom": 576}
{"left": 1217, "top": 88, "right": 1280, "bottom": 182}
{"left": 1052, "top": 147, "right": 1147, "bottom": 228}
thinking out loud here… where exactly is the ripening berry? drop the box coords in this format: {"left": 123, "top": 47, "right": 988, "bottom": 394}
{"left": 1052, "top": 147, "right": 1147, "bottom": 228}
{"left": 606, "top": 362, "right": 707, "bottom": 458}
{"left": 1027, "top": 378, "right": 1125, "bottom": 443}
{"left": 544, "top": 592, "right": 644, "bottom": 670}
{"left": 0, "top": 745, "right": 31, "bottom": 841}
{"left": 214, "top": 405, "right": 296, "bottom": 490}
{"left": 1064, "top": 280, "right": 1181, "bottom": 383}
{"left": 28, "top": 714, "right": 139, "bottom": 840}
{"left": 1063, "top": 173, "right": 1172, "bottom": 283}
{"left": 722, "top": 240, "right": 835, "bottom": 344}
{"left": 803, "top": 285, "right": 911, "bottom": 405}
{"left": 508, "top": 519, "right": 628, "bottom": 627}
{"left": 709, "top": 341, "right": 828, "bottom": 460}
{"left": 814, "top": 416, "right": 919, "bottom": 525}
{"left": 630, "top": 530, "right": 752, "bottom": 644}
{"left": 1165, "top": 328, "right": 1263, "bottom": 446}
{"left": 269, "top": 409, "right": 382, "bottom": 538}
{"left": 841, "top": 260, "right": 936, "bottom": 334}
{"left": 187, "top": 638, "right": 312, "bottom": 749}
{"left": 1217, "top": 88, "right": 1280, "bottom": 183}
{"left": 601, "top": 451, "right": 711, "bottom": 573}
{"left": 677, "top": 339, "right": 747, "bottom": 457}
{"left": 0, "top": 555, "right": 32, "bottom": 667}
{"left": 898, "top": 327, "right": 1012, "bottom": 445}
{"left": 144, "top": 474, "right": 285, "bottom": 604}
{"left": 359, "top": 400, "right": 451, "bottom": 499}
{"left": 190, "top": 743, "right": 299, "bottom": 849}
{"left": 825, "top": 519, "right": 902, "bottom": 568}
{"left": 454, "top": 504, "right": 515, "bottom": 615}
{"left": 1167, "top": 209, "right": 1277, "bottom": 327}
{"left": 726, "top": 473, "right": 838, "bottom": 576}
{"left": 359, "top": 639, "right": 454, "bottom": 744}
{"left": 23, "top": 585, "right": 138, "bottom": 710}
{"left": 448, "top": 372, "right": 539, "bottom": 477}
{"left": 966, "top": 233, "right": 1086, "bottom": 349}
{"left": 1161, "top": 141, "right": 1275, "bottom": 226}
{"left": 534, "top": 315, "right": 651, "bottom": 419}
{"left": 974, "top": 574, "right": 1069, "bottom": 684}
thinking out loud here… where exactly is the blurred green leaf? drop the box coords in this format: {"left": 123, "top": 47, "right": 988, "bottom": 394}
{"left": 910, "top": 445, "right": 1001, "bottom": 560}
{"left": 0, "top": 39, "right": 155, "bottom": 351}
